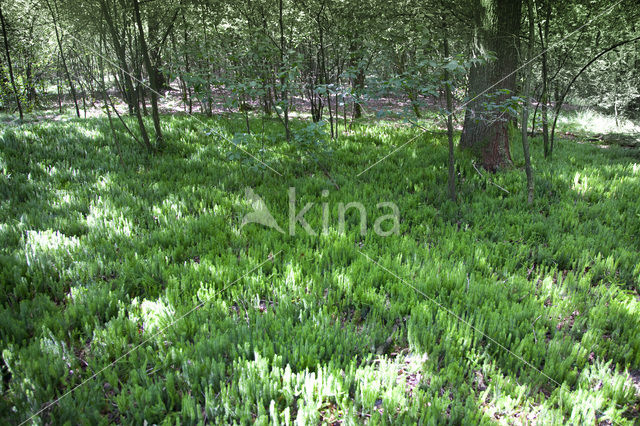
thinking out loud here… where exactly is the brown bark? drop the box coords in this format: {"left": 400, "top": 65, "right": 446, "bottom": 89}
{"left": 538, "top": 0, "right": 551, "bottom": 158}
{"left": 352, "top": 68, "right": 364, "bottom": 119}
{"left": 443, "top": 32, "right": 456, "bottom": 202}
{"left": 460, "top": 0, "right": 522, "bottom": 171}
{"left": 522, "top": 0, "right": 535, "bottom": 204}
{"left": 45, "top": 0, "right": 80, "bottom": 118}
{"left": 100, "top": 0, "right": 152, "bottom": 151}
{"left": 133, "top": 0, "right": 164, "bottom": 150}
{"left": 0, "top": 3, "right": 22, "bottom": 120}
{"left": 278, "top": 0, "right": 290, "bottom": 141}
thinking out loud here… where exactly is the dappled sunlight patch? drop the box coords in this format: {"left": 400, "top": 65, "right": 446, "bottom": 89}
{"left": 479, "top": 377, "right": 547, "bottom": 424}
{"left": 572, "top": 172, "right": 589, "bottom": 194}
{"left": 93, "top": 173, "right": 115, "bottom": 191}
{"left": 86, "top": 197, "right": 134, "bottom": 237}
{"left": 475, "top": 354, "right": 635, "bottom": 423}
{"left": 356, "top": 351, "right": 429, "bottom": 416}
{"left": 151, "top": 196, "right": 188, "bottom": 224}
{"left": 24, "top": 229, "right": 79, "bottom": 263}
{"left": 2, "top": 330, "right": 77, "bottom": 414}
{"left": 3, "top": 113, "right": 640, "bottom": 423}
{"left": 557, "top": 109, "right": 640, "bottom": 136}
{"left": 555, "top": 359, "right": 637, "bottom": 423}
{"left": 53, "top": 191, "right": 75, "bottom": 209}
{"left": 76, "top": 126, "right": 102, "bottom": 140}
{"left": 186, "top": 143, "right": 220, "bottom": 163}
{"left": 137, "top": 298, "right": 176, "bottom": 334}
{"left": 284, "top": 262, "right": 303, "bottom": 291}
{"left": 334, "top": 271, "right": 353, "bottom": 294}
{"left": 213, "top": 352, "right": 351, "bottom": 423}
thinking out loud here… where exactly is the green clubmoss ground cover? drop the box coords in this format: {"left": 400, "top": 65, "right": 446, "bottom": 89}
{"left": 1, "top": 113, "right": 639, "bottom": 424}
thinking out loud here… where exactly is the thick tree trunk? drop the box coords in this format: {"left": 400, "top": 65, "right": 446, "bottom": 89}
{"left": 460, "top": 0, "right": 522, "bottom": 171}
{"left": 521, "top": 0, "right": 535, "bottom": 204}
{"left": 351, "top": 59, "right": 364, "bottom": 119}
{"left": 443, "top": 34, "right": 456, "bottom": 202}
{"left": 348, "top": 39, "right": 365, "bottom": 119}
{"left": 352, "top": 68, "right": 365, "bottom": 119}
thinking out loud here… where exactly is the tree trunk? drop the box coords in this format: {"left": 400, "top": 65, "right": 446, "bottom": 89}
{"left": 45, "top": 0, "right": 80, "bottom": 118}
{"left": 443, "top": 34, "right": 456, "bottom": 202}
{"left": 353, "top": 68, "right": 364, "bottom": 119}
{"left": 57, "top": 56, "right": 62, "bottom": 113}
{"left": 181, "top": 14, "right": 193, "bottom": 114}
{"left": 349, "top": 41, "right": 365, "bottom": 119}
{"left": 538, "top": 0, "right": 551, "bottom": 158}
{"left": 460, "top": 0, "right": 522, "bottom": 171}
{"left": 278, "top": 0, "right": 290, "bottom": 141}
{"left": 521, "top": 0, "right": 535, "bottom": 204}
{"left": 408, "top": 89, "right": 422, "bottom": 119}
{"left": 0, "top": 3, "right": 23, "bottom": 120}
{"left": 319, "top": 14, "right": 333, "bottom": 138}
{"left": 100, "top": 0, "right": 151, "bottom": 151}
{"left": 25, "top": 19, "right": 38, "bottom": 108}
{"left": 133, "top": 0, "right": 164, "bottom": 150}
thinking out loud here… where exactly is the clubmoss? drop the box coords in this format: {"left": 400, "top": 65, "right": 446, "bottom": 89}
{"left": 1, "top": 113, "right": 639, "bottom": 423}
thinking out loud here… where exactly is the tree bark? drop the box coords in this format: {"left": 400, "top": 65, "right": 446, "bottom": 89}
{"left": 537, "top": 0, "right": 551, "bottom": 158}
{"left": 25, "top": 18, "right": 38, "bottom": 108}
{"left": 133, "top": 0, "right": 164, "bottom": 150}
{"left": 521, "top": 0, "right": 535, "bottom": 204}
{"left": 181, "top": 14, "right": 192, "bottom": 114}
{"left": 100, "top": 0, "right": 152, "bottom": 151}
{"left": 45, "top": 0, "right": 80, "bottom": 118}
{"left": 443, "top": 32, "right": 456, "bottom": 202}
{"left": 350, "top": 40, "right": 365, "bottom": 119}
{"left": 278, "top": 0, "right": 290, "bottom": 141}
{"left": 0, "top": 3, "right": 23, "bottom": 120}
{"left": 460, "top": 0, "right": 522, "bottom": 171}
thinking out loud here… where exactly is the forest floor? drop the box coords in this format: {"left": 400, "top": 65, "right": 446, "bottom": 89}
{"left": 1, "top": 110, "right": 640, "bottom": 423}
